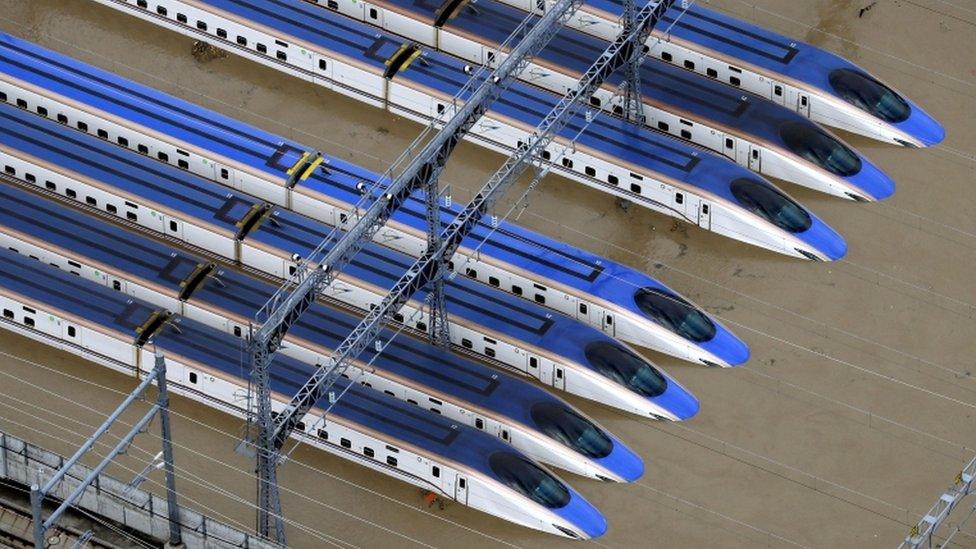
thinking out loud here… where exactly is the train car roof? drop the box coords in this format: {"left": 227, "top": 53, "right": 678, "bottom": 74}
{"left": 0, "top": 246, "right": 513, "bottom": 474}
{"left": 0, "top": 33, "right": 694, "bottom": 323}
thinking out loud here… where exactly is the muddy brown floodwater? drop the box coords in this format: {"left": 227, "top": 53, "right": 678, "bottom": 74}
{"left": 0, "top": 0, "right": 974, "bottom": 547}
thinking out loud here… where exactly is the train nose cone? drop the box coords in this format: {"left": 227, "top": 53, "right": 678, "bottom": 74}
{"left": 798, "top": 214, "right": 848, "bottom": 261}
{"left": 599, "top": 436, "right": 645, "bottom": 483}
{"left": 555, "top": 491, "right": 608, "bottom": 539}
{"left": 654, "top": 380, "right": 700, "bottom": 421}
{"left": 905, "top": 107, "right": 946, "bottom": 147}
{"left": 850, "top": 158, "right": 896, "bottom": 201}
{"left": 700, "top": 324, "right": 751, "bottom": 367}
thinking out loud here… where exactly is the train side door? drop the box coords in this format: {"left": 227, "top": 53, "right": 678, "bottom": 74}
{"left": 698, "top": 201, "right": 712, "bottom": 230}
{"left": 797, "top": 93, "right": 811, "bottom": 117}
{"left": 553, "top": 366, "right": 566, "bottom": 390}
{"left": 454, "top": 475, "right": 469, "bottom": 505}
{"left": 771, "top": 82, "right": 786, "bottom": 106}
{"left": 364, "top": 4, "right": 384, "bottom": 27}
{"left": 722, "top": 134, "right": 737, "bottom": 162}
{"left": 163, "top": 216, "right": 184, "bottom": 240}
{"left": 213, "top": 163, "right": 238, "bottom": 191}
{"left": 602, "top": 312, "right": 615, "bottom": 337}
{"left": 671, "top": 188, "right": 687, "bottom": 217}
{"left": 748, "top": 145, "right": 762, "bottom": 172}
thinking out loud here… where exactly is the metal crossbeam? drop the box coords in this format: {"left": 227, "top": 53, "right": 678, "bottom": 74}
{"left": 269, "top": 0, "right": 674, "bottom": 461}
{"left": 901, "top": 455, "right": 976, "bottom": 548}
{"left": 621, "top": 0, "right": 645, "bottom": 123}
{"left": 247, "top": 0, "right": 585, "bottom": 541}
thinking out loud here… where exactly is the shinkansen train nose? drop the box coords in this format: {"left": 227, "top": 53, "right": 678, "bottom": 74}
{"left": 902, "top": 106, "right": 946, "bottom": 147}
{"left": 796, "top": 214, "right": 848, "bottom": 262}
{"left": 653, "top": 382, "right": 701, "bottom": 421}
{"left": 554, "top": 490, "right": 608, "bottom": 540}
{"left": 698, "top": 325, "right": 751, "bottom": 367}
{"left": 848, "top": 157, "right": 896, "bottom": 201}
{"left": 597, "top": 435, "right": 645, "bottom": 483}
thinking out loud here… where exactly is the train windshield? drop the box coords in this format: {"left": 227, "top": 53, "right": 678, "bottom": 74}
{"left": 730, "top": 178, "right": 812, "bottom": 233}
{"left": 530, "top": 403, "right": 613, "bottom": 458}
{"left": 779, "top": 122, "right": 862, "bottom": 176}
{"left": 634, "top": 288, "right": 716, "bottom": 342}
{"left": 828, "top": 68, "right": 910, "bottom": 123}
{"left": 488, "top": 452, "right": 571, "bottom": 508}
{"left": 584, "top": 341, "right": 667, "bottom": 397}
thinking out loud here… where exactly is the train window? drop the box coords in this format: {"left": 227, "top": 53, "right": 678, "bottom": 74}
{"left": 429, "top": 397, "right": 442, "bottom": 405}
{"left": 393, "top": 312, "right": 404, "bottom": 322}
{"left": 369, "top": 8, "right": 379, "bottom": 19}
{"left": 828, "top": 68, "right": 910, "bottom": 122}
{"left": 540, "top": 150, "right": 551, "bottom": 161}
{"left": 317, "top": 429, "right": 328, "bottom": 440}
{"left": 288, "top": 266, "right": 297, "bottom": 276}
{"left": 363, "top": 382, "right": 372, "bottom": 388}
{"left": 416, "top": 321, "right": 426, "bottom": 331}
{"left": 6, "top": 164, "right": 18, "bottom": 174}
{"left": 534, "top": 294, "right": 545, "bottom": 305}
{"left": 220, "top": 168, "right": 229, "bottom": 179}
{"left": 24, "top": 317, "right": 34, "bottom": 327}
{"left": 45, "top": 181, "right": 56, "bottom": 191}
{"left": 136, "top": 0, "right": 146, "bottom": 7}
{"left": 169, "top": 221, "right": 178, "bottom": 231}
{"left": 364, "top": 447, "right": 375, "bottom": 458}
{"left": 635, "top": 287, "right": 716, "bottom": 342}
{"left": 196, "top": 20, "right": 207, "bottom": 31}
{"left": 66, "top": 189, "right": 77, "bottom": 199}
{"left": 157, "top": 151, "right": 169, "bottom": 162}
{"left": 512, "top": 285, "right": 522, "bottom": 296}
{"left": 579, "top": 303, "right": 587, "bottom": 315}
{"left": 465, "top": 268, "right": 477, "bottom": 278}
{"left": 138, "top": 144, "right": 149, "bottom": 154}
{"left": 37, "top": 106, "right": 48, "bottom": 117}
{"left": 730, "top": 178, "right": 811, "bottom": 233}
{"left": 561, "top": 157, "right": 573, "bottom": 169}
{"left": 475, "top": 418, "right": 484, "bottom": 429}
{"left": 607, "top": 174, "right": 618, "bottom": 186}
{"left": 684, "top": 60, "right": 695, "bottom": 70}
{"left": 189, "top": 372, "right": 198, "bottom": 384}
{"left": 57, "top": 113, "right": 68, "bottom": 124}
{"left": 341, "top": 438, "right": 351, "bottom": 448}
{"left": 530, "top": 402, "right": 613, "bottom": 458}
{"left": 630, "top": 172, "right": 643, "bottom": 181}
{"left": 681, "top": 129, "right": 692, "bottom": 139}
{"left": 801, "top": 96, "right": 808, "bottom": 107}
{"left": 157, "top": 5, "right": 167, "bottom": 15}
{"left": 275, "top": 39, "right": 288, "bottom": 48}
{"left": 489, "top": 452, "right": 570, "bottom": 508}
{"left": 107, "top": 204, "right": 118, "bottom": 214}
{"left": 276, "top": 51, "right": 287, "bottom": 61}
{"left": 319, "top": 59, "right": 328, "bottom": 71}
{"left": 237, "top": 35, "right": 247, "bottom": 46}
{"left": 296, "top": 421, "right": 306, "bottom": 432}
{"left": 774, "top": 85, "right": 783, "bottom": 97}
{"left": 432, "top": 466, "right": 440, "bottom": 478}
{"left": 702, "top": 204, "right": 709, "bottom": 215}
{"left": 0, "top": 91, "right": 5, "bottom": 102}
{"left": 779, "top": 121, "right": 862, "bottom": 176}
{"left": 502, "top": 430, "right": 509, "bottom": 441}
{"left": 605, "top": 315, "right": 613, "bottom": 326}
{"left": 485, "top": 347, "right": 496, "bottom": 358}
{"left": 461, "top": 338, "right": 472, "bottom": 349}
{"left": 407, "top": 399, "right": 418, "bottom": 405}
{"left": 484, "top": 336, "right": 497, "bottom": 345}
{"left": 555, "top": 369, "right": 562, "bottom": 379}
{"left": 429, "top": 408, "right": 441, "bottom": 414}
{"left": 630, "top": 183, "right": 641, "bottom": 194}
{"left": 589, "top": 96, "right": 601, "bottom": 107}
{"left": 2, "top": 310, "right": 11, "bottom": 319}
{"left": 86, "top": 196, "right": 97, "bottom": 207}
{"left": 585, "top": 341, "right": 666, "bottom": 397}
{"left": 657, "top": 121, "right": 669, "bottom": 132}
{"left": 436, "top": 104, "right": 445, "bottom": 115}
{"left": 328, "top": 0, "right": 339, "bottom": 8}
{"left": 529, "top": 356, "right": 538, "bottom": 368}
{"left": 725, "top": 138, "right": 734, "bottom": 149}
{"left": 729, "top": 76, "right": 741, "bottom": 87}
{"left": 127, "top": 212, "right": 138, "bottom": 222}
{"left": 661, "top": 51, "right": 672, "bottom": 62}
{"left": 257, "top": 43, "right": 267, "bottom": 54}
{"left": 488, "top": 276, "right": 499, "bottom": 287}
{"left": 113, "top": 280, "right": 121, "bottom": 290}
{"left": 707, "top": 67, "right": 718, "bottom": 78}
{"left": 585, "top": 166, "right": 596, "bottom": 177}
{"left": 76, "top": 121, "right": 88, "bottom": 131}
{"left": 177, "top": 13, "right": 187, "bottom": 23}
{"left": 384, "top": 390, "right": 394, "bottom": 397}
{"left": 95, "top": 128, "right": 107, "bottom": 139}
{"left": 386, "top": 456, "right": 398, "bottom": 467}
{"left": 217, "top": 28, "right": 227, "bottom": 39}
{"left": 25, "top": 173, "right": 36, "bottom": 183}
{"left": 117, "top": 136, "right": 129, "bottom": 147}
{"left": 752, "top": 150, "right": 759, "bottom": 160}
{"left": 178, "top": 159, "right": 189, "bottom": 170}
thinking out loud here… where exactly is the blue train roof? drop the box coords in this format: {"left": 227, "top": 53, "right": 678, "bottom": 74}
{"left": 0, "top": 245, "right": 557, "bottom": 481}
{"left": 0, "top": 32, "right": 747, "bottom": 355}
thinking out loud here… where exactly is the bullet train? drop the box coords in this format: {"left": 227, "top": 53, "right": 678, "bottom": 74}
{"left": 493, "top": 0, "right": 945, "bottom": 147}
{"left": 92, "top": 0, "right": 847, "bottom": 261}
{"left": 0, "top": 33, "right": 749, "bottom": 367}
{"left": 0, "top": 182, "right": 644, "bottom": 482}
{"left": 307, "top": 0, "right": 895, "bottom": 201}
{"left": 0, "top": 250, "right": 607, "bottom": 538}
{"left": 0, "top": 101, "right": 700, "bottom": 420}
